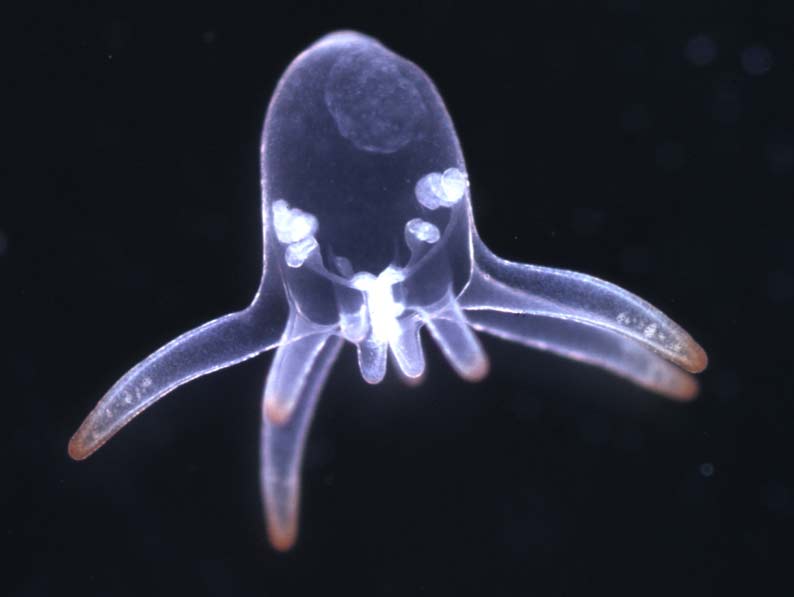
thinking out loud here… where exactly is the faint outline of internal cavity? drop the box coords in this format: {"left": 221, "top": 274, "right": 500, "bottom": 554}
{"left": 324, "top": 49, "right": 428, "bottom": 153}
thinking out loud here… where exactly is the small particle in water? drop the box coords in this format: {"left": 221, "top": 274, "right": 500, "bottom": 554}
{"left": 741, "top": 45, "right": 773, "bottom": 76}
{"left": 685, "top": 34, "right": 718, "bottom": 67}
{"left": 699, "top": 462, "right": 715, "bottom": 477}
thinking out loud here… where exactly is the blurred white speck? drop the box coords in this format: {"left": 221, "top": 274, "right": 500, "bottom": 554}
{"left": 741, "top": 45, "right": 773, "bottom": 76}
{"left": 699, "top": 462, "right": 715, "bottom": 477}
{"left": 202, "top": 30, "right": 216, "bottom": 45}
{"left": 685, "top": 34, "right": 718, "bottom": 67}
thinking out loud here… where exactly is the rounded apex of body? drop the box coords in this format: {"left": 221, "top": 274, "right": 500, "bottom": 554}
{"left": 260, "top": 29, "right": 467, "bottom": 277}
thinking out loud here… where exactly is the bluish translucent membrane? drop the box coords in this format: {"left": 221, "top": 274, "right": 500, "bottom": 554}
{"left": 260, "top": 31, "right": 479, "bottom": 393}
{"left": 261, "top": 32, "right": 466, "bottom": 277}
{"left": 69, "top": 31, "right": 706, "bottom": 554}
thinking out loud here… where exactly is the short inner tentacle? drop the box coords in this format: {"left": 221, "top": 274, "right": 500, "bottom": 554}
{"left": 422, "top": 291, "right": 490, "bottom": 382}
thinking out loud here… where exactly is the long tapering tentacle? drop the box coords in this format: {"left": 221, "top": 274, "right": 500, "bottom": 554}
{"left": 465, "top": 309, "right": 698, "bottom": 400}
{"left": 460, "top": 240, "right": 707, "bottom": 374}
{"left": 263, "top": 313, "right": 340, "bottom": 424}
{"left": 261, "top": 329, "right": 342, "bottom": 551}
{"left": 69, "top": 295, "right": 289, "bottom": 460}
{"left": 423, "top": 292, "right": 489, "bottom": 381}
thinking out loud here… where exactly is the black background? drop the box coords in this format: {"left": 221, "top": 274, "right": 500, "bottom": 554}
{"left": 6, "top": 2, "right": 794, "bottom": 596}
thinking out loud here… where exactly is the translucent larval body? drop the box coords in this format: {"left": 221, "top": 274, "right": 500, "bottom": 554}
{"left": 69, "top": 31, "right": 707, "bottom": 552}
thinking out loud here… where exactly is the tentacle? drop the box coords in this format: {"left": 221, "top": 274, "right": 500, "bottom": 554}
{"left": 261, "top": 335, "right": 343, "bottom": 551}
{"left": 461, "top": 240, "right": 707, "bottom": 373}
{"left": 423, "top": 293, "right": 489, "bottom": 381}
{"left": 389, "top": 314, "right": 426, "bottom": 379}
{"left": 466, "top": 310, "right": 698, "bottom": 400}
{"left": 263, "top": 313, "right": 339, "bottom": 424}
{"left": 357, "top": 332, "right": 388, "bottom": 384}
{"left": 68, "top": 296, "right": 289, "bottom": 460}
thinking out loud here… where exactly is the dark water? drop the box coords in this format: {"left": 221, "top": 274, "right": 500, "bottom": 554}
{"left": 5, "top": 3, "right": 793, "bottom": 595}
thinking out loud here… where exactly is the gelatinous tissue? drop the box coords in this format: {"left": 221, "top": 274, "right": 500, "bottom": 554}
{"left": 69, "top": 31, "right": 707, "bottom": 551}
